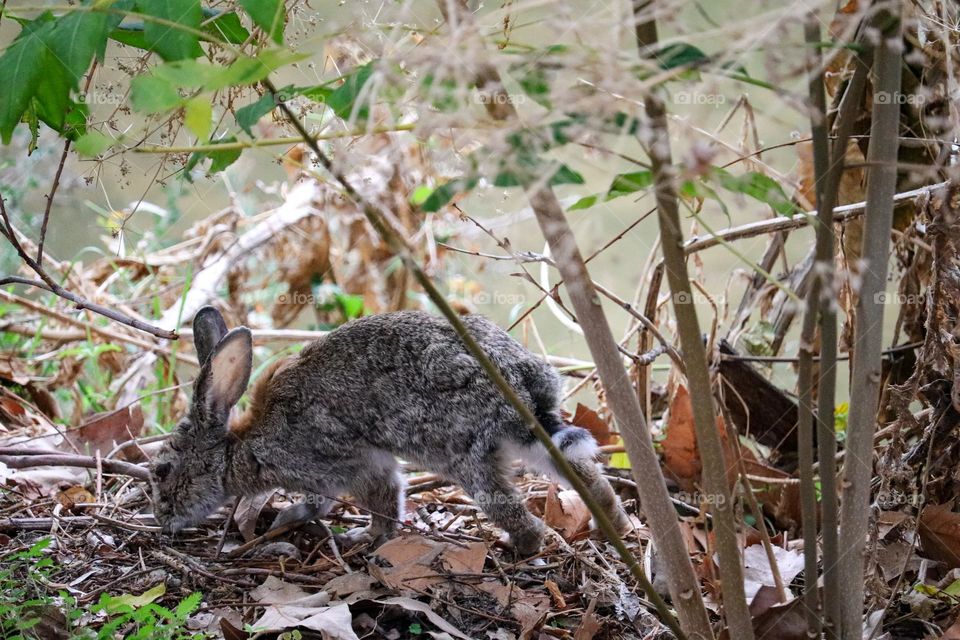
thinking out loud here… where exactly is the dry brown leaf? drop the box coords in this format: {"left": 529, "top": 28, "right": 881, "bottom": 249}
{"left": 741, "top": 458, "right": 802, "bottom": 528}
{"left": 543, "top": 485, "right": 591, "bottom": 541}
{"left": 570, "top": 403, "right": 614, "bottom": 446}
{"left": 234, "top": 493, "right": 273, "bottom": 542}
{"left": 746, "top": 587, "right": 807, "bottom": 640}
{"left": 574, "top": 598, "right": 601, "bottom": 640}
{"left": 439, "top": 541, "right": 487, "bottom": 574}
{"left": 374, "top": 534, "right": 485, "bottom": 593}
{"left": 661, "top": 385, "right": 737, "bottom": 491}
{"left": 544, "top": 579, "right": 566, "bottom": 610}
{"left": 57, "top": 485, "right": 95, "bottom": 512}
{"left": 661, "top": 385, "right": 700, "bottom": 490}
{"left": 920, "top": 504, "right": 960, "bottom": 568}
{"left": 64, "top": 405, "right": 144, "bottom": 458}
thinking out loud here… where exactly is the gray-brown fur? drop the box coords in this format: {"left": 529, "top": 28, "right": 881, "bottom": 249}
{"left": 150, "top": 307, "right": 628, "bottom": 556}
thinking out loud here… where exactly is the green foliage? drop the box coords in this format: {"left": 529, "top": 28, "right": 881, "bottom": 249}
{"left": 0, "top": 538, "right": 205, "bottom": 639}
{"left": 570, "top": 166, "right": 798, "bottom": 217}
{"left": 93, "top": 586, "right": 204, "bottom": 639}
{"left": 238, "top": 0, "right": 285, "bottom": 44}
{"left": 299, "top": 61, "right": 376, "bottom": 121}
{"left": 138, "top": 0, "right": 203, "bottom": 61}
{"left": 183, "top": 137, "right": 242, "bottom": 178}
{"left": 0, "top": 9, "right": 114, "bottom": 143}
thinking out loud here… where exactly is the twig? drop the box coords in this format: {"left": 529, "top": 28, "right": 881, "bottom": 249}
{"left": 0, "top": 194, "right": 177, "bottom": 339}
{"left": 0, "top": 452, "right": 150, "bottom": 481}
{"left": 0, "top": 289, "right": 194, "bottom": 363}
{"left": 809, "top": 13, "right": 873, "bottom": 637}
{"left": 635, "top": 6, "right": 750, "bottom": 638}
{"left": 838, "top": 5, "right": 902, "bottom": 637}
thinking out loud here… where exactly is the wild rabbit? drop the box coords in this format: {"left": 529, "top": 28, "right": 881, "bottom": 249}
{"left": 150, "top": 306, "right": 629, "bottom": 556}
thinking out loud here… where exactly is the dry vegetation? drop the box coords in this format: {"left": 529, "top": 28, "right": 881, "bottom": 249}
{"left": 1, "top": 0, "right": 959, "bottom": 638}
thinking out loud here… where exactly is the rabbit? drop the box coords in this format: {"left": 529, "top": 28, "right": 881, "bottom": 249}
{"left": 150, "top": 305, "right": 629, "bottom": 556}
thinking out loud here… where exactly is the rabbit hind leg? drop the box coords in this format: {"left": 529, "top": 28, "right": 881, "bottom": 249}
{"left": 457, "top": 462, "right": 544, "bottom": 557}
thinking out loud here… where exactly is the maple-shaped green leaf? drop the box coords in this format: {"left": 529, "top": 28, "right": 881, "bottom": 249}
{"left": 239, "top": 0, "right": 285, "bottom": 44}
{"left": 138, "top": 0, "right": 203, "bottom": 61}
{"left": 0, "top": 14, "right": 55, "bottom": 143}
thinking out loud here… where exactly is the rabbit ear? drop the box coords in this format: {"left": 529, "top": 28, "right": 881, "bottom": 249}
{"left": 195, "top": 327, "right": 252, "bottom": 423}
{"left": 193, "top": 306, "right": 228, "bottom": 365}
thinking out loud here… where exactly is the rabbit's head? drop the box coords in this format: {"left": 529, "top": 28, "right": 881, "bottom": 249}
{"left": 151, "top": 307, "right": 252, "bottom": 533}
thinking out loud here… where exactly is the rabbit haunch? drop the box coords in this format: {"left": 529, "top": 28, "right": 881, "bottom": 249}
{"left": 150, "top": 307, "right": 629, "bottom": 556}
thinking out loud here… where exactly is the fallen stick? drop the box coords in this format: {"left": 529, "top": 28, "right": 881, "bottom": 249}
{"left": 0, "top": 453, "right": 150, "bottom": 481}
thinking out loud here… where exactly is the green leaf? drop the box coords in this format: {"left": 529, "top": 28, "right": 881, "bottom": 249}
{"left": 109, "top": 25, "right": 148, "bottom": 49}
{"left": 48, "top": 11, "right": 112, "bottom": 86}
{"left": 184, "top": 96, "right": 212, "bottom": 141}
{"left": 408, "top": 185, "right": 433, "bottom": 207}
{"left": 420, "top": 176, "right": 478, "bottom": 213}
{"left": 334, "top": 293, "right": 364, "bottom": 320}
{"left": 301, "top": 61, "right": 375, "bottom": 120}
{"left": 174, "top": 592, "right": 203, "bottom": 618}
{"left": 513, "top": 63, "right": 551, "bottom": 108}
{"left": 184, "top": 136, "right": 242, "bottom": 178}
{"left": 549, "top": 164, "right": 585, "bottom": 185}
{"left": 74, "top": 131, "right": 114, "bottom": 156}
{"left": 0, "top": 14, "right": 54, "bottom": 143}
{"left": 607, "top": 171, "right": 652, "bottom": 197}
{"left": 239, "top": 0, "right": 285, "bottom": 44}
{"left": 137, "top": 0, "right": 203, "bottom": 61}
{"left": 148, "top": 49, "right": 303, "bottom": 92}
{"left": 130, "top": 74, "right": 181, "bottom": 112}
{"left": 652, "top": 42, "right": 709, "bottom": 70}
{"left": 568, "top": 194, "right": 598, "bottom": 211}
{"left": 103, "top": 584, "right": 166, "bottom": 613}
{"left": 204, "top": 11, "right": 249, "bottom": 44}
{"left": 711, "top": 168, "right": 799, "bottom": 216}
{"left": 235, "top": 91, "right": 279, "bottom": 135}
{"left": 494, "top": 163, "right": 583, "bottom": 188}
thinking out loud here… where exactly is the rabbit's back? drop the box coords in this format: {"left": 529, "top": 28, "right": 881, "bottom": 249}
{"left": 261, "top": 311, "right": 561, "bottom": 468}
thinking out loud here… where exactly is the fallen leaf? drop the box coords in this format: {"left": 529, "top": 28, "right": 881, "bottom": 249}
{"left": 367, "top": 596, "right": 471, "bottom": 640}
{"left": 748, "top": 588, "right": 806, "bottom": 640}
{"left": 234, "top": 493, "right": 273, "bottom": 541}
{"left": 439, "top": 541, "right": 487, "bottom": 574}
{"left": 920, "top": 504, "right": 960, "bottom": 568}
{"left": 323, "top": 572, "right": 377, "bottom": 598}
{"left": 57, "top": 485, "right": 95, "bottom": 512}
{"left": 250, "top": 576, "right": 357, "bottom": 640}
{"left": 740, "top": 544, "right": 804, "bottom": 603}
{"left": 574, "top": 598, "right": 600, "bottom": 640}
{"left": 64, "top": 405, "right": 144, "bottom": 458}
{"left": 543, "top": 485, "right": 591, "bottom": 541}
{"left": 661, "top": 385, "right": 700, "bottom": 490}
{"left": 571, "top": 404, "right": 614, "bottom": 446}
{"left": 103, "top": 583, "right": 165, "bottom": 613}
{"left": 374, "top": 535, "right": 487, "bottom": 593}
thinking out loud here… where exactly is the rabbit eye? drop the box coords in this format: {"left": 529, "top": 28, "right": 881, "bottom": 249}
{"left": 154, "top": 462, "right": 172, "bottom": 480}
